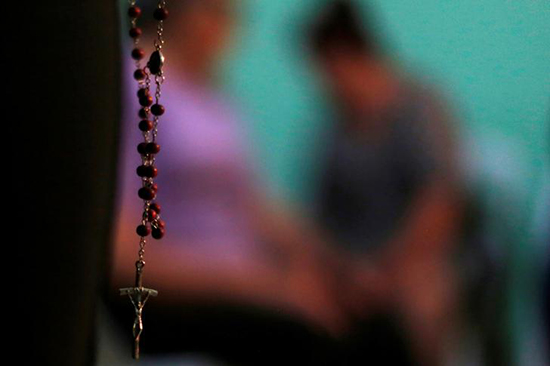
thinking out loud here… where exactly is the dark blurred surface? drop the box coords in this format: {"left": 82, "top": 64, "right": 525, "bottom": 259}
{"left": 20, "top": 1, "right": 120, "bottom": 365}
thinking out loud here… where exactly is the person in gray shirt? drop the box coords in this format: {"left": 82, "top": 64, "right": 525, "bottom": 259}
{"left": 306, "top": 1, "right": 464, "bottom": 365}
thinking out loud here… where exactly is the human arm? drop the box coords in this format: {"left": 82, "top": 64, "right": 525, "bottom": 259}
{"left": 243, "top": 190, "right": 354, "bottom": 335}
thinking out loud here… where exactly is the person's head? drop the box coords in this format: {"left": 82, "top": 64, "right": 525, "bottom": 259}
{"left": 142, "top": 0, "right": 236, "bottom": 80}
{"left": 177, "top": 1, "right": 235, "bottom": 66}
{"left": 307, "top": 0, "right": 391, "bottom": 113}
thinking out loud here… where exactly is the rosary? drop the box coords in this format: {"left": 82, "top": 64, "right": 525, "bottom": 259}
{"left": 119, "top": 0, "right": 168, "bottom": 360}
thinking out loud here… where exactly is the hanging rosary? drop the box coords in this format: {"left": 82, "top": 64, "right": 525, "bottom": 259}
{"left": 119, "top": 0, "right": 168, "bottom": 360}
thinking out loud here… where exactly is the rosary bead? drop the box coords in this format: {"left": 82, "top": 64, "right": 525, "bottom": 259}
{"left": 133, "top": 69, "right": 146, "bottom": 81}
{"left": 131, "top": 48, "right": 145, "bottom": 60}
{"left": 153, "top": 8, "right": 169, "bottom": 21}
{"left": 152, "top": 227, "right": 165, "bottom": 239}
{"left": 145, "top": 142, "right": 161, "bottom": 154}
{"left": 138, "top": 120, "right": 153, "bottom": 131}
{"left": 129, "top": 27, "right": 142, "bottom": 38}
{"left": 138, "top": 187, "right": 155, "bottom": 200}
{"left": 136, "top": 165, "right": 147, "bottom": 176}
{"left": 136, "top": 165, "right": 158, "bottom": 178}
{"left": 150, "top": 203, "right": 161, "bottom": 214}
{"left": 128, "top": 6, "right": 142, "bottom": 18}
{"left": 139, "top": 95, "right": 154, "bottom": 107}
{"left": 151, "top": 183, "right": 159, "bottom": 192}
{"left": 137, "top": 88, "right": 150, "bottom": 99}
{"left": 137, "top": 142, "right": 148, "bottom": 155}
{"left": 136, "top": 224, "right": 150, "bottom": 237}
{"left": 157, "top": 219, "right": 166, "bottom": 229}
{"left": 147, "top": 209, "right": 157, "bottom": 221}
{"left": 151, "top": 104, "right": 165, "bottom": 116}
{"left": 138, "top": 108, "right": 149, "bottom": 119}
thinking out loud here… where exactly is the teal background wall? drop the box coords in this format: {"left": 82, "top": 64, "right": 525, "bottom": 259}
{"left": 222, "top": 0, "right": 549, "bottom": 203}
{"left": 220, "top": 1, "right": 550, "bottom": 364}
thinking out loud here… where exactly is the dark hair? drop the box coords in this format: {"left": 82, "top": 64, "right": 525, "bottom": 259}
{"left": 307, "top": 0, "right": 378, "bottom": 57}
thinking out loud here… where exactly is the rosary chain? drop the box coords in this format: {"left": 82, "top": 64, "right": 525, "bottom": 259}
{"left": 121, "top": 1, "right": 168, "bottom": 359}
{"left": 127, "top": 0, "right": 169, "bottom": 273}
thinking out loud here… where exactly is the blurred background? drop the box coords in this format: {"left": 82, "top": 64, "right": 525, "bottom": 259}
{"left": 99, "top": 1, "right": 549, "bottom": 365}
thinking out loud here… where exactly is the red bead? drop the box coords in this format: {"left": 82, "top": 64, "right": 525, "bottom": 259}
{"left": 151, "top": 183, "right": 159, "bottom": 192}
{"left": 138, "top": 120, "right": 153, "bottom": 131}
{"left": 128, "top": 6, "right": 142, "bottom": 18}
{"left": 152, "top": 227, "right": 165, "bottom": 239}
{"left": 138, "top": 187, "right": 155, "bottom": 200}
{"left": 148, "top": 209, "right": 157, "bottom": 221}
{"left": 137, "top": 142, "right": 148, "bottom": 155}
{"left": 136, "top": 165, "right": 147, "bottom": 176}
{"left": 136, "top": 224, "right": 150, "bottom": 237}
{"left": 157, "top": 219, "right": 166, "bottom": 229}
{"left": 153, "top": 8, "right": 169, "bottom": 20}
{"left": 151, "top": 104, "right": 165, "bottom": 116}
{"left": 131, "top": 48, "right": 145, "bottom": 60}
{"left": 136, "top": 165, "right": 158, "bottom": 178}
{"left": 138, "top": 108, "right": 149, "bottom": 119}
{"left": 145, "top": 143, "right": 161, "bottom": 154}
{"left": 150, "top": 203, "right": 161, "bottom": 214}
{"left": 139, "top": 95, "right": 154, "bottom": 107}
{"left": 129, "top": 27, "right": 142, "bottom": 38}
{"left": 133, "top": 69, "right": 146, "bottom": 81}
{"left": 137, "top": 88, "right": 149, "bottom": 99}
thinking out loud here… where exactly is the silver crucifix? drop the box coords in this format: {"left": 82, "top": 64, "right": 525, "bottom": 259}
{"left": 119, "top": 260, "right": 158, "bottom": 360}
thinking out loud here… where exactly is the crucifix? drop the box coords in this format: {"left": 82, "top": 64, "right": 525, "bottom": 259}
{"left": 120, "top": 259, "right": 158, "bottom": 359}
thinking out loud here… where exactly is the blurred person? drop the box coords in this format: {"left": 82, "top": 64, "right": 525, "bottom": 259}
{"left": 108, "top": 0, "right": 349, "bottom": 364}
{"left": 305, "top": 1, "right": 464, "bottom": 365}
